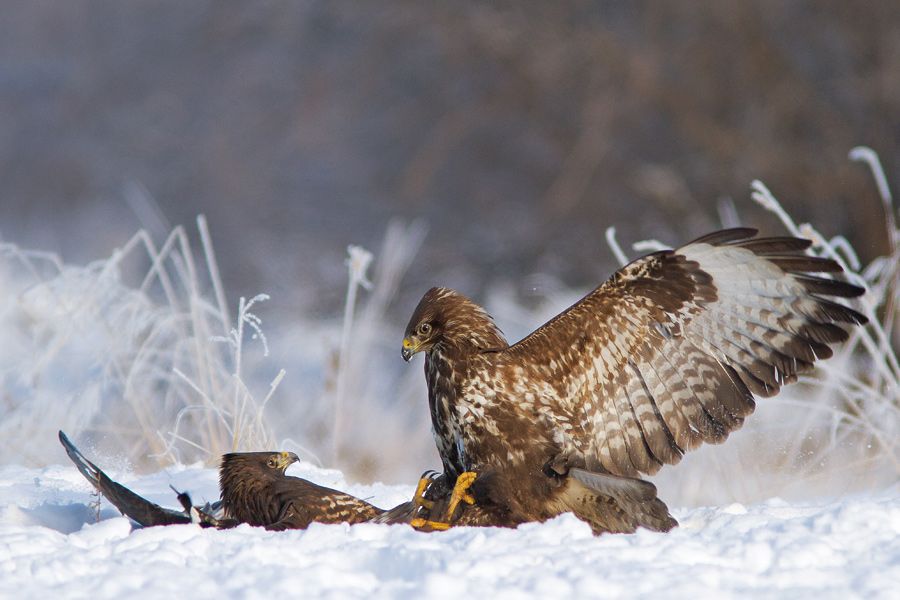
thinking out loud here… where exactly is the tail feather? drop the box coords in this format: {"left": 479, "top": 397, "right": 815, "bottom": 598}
{"left": 561, "top": 468, "right": 677, "bottom": 534}
{"left": 58, "top": 430, "right": 191, "bottom": 527}
{"left": 369, "top": 500, "right": 418, "bottom": 525}
{"left": 569, "top": 468, "right": 658, "bottom": 502}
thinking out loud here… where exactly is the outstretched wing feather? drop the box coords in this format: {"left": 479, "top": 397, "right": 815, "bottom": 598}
{"left": 499, "top": 229, "right": 865, "bottom": 477}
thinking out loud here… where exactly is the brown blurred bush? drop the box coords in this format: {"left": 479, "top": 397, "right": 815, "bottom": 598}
{"left": 1, "top": 1, "right": 897, "bottom": 314}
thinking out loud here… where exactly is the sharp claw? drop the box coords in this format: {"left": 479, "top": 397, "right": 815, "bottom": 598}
{"left": 412, "top": 475, "right": 435, "bottom": 510}
{"left": 410, "top": 517, "right": 450, "bottom": 531}
{"left": 409, "top": 471, "right": 478, "bottom": 532}
{"left": 443, "top": 471, "right": 478, "bottom": 522}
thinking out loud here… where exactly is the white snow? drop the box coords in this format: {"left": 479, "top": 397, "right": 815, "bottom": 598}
{"left": 1, "top": 462, "right": 897, "bottom": 599}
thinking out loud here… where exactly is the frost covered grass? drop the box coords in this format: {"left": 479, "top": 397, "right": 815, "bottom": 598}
{"left": 0, "top": 150, "right": 897, "bottom": 502}
{"left": 0, "top": 151, "right": 898, "bottom": 599}
{"left": 304, "top": 149, "right": 899, "bottom": 491}
{"left": 322, "top": 222, "right": 432, "bottom": 475}
{"left": 332, "top": 223, "right": 436, "bottom": 473}
{"left": 0, "top": 217, "right": 279, "bottom": 469}
{"left": 610, "top": 148, "right": 900, "bottom": 505}
{"left": 0, "top": 215, "right": 434, "bottom": 481}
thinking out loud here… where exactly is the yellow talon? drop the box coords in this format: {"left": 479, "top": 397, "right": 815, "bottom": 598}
{"left": 411, "top": 471, "right": 479, "bottom": 532}
{"left": 409, "top": 517, "right": 450, "bottom": 531}
{"left": 412, "top": 475, "right": 434, "bottom": 510}
{"left": 444, "top": 471, "right": 477, "bottom": 519}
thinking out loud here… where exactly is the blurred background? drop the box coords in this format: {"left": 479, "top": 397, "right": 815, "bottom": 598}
{"left": 1, "top": 2, "right": 898, "bottom": 499}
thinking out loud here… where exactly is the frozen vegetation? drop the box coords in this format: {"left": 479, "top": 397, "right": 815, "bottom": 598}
{"left": 0, "top": 150, "right": 898, "bottom": 597}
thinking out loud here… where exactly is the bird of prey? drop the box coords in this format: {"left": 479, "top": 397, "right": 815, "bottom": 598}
{"left": 409, "top": 466, "right": 674, "bottom": 534}
{"left": 59, "top": 431, "right": 410, "bottom": 530}
{"left": 400, "top": 228, "right": 866, "bottom": 534}
{"left": 217, "top": 451, "right": 384, "bottom": 530}
{"left": 59, "top": 430, "right": 521, "bottom": 532}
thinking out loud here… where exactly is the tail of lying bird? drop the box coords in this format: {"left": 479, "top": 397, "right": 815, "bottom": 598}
{"left": 58, "top": 430, "right": 192, "bottom": 527}
{"left": 365, "top": 501, "right": 417, "bottom": 525}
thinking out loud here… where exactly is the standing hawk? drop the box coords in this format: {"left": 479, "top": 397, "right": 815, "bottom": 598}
{"left": 401, "top": 228, "right": 867, "bottom": 534}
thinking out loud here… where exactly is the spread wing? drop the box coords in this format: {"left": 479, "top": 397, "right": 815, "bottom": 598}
{"left": 498, "top": 228, "right": 866, "bottom": 478}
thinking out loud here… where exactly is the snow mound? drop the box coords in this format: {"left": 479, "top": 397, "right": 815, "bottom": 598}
{"left": 0, "top": 462, "right": 897, "bottom": 599}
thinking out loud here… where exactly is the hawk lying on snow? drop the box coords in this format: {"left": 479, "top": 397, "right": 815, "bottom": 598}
{"left": 59, "top": 431, "right": 414, "bottom": 530}
{"left": 402, "top": 228, "right": 867, "bottom": 534}
{"left": 59, "top": 431, "right": 509, "bottom": 531}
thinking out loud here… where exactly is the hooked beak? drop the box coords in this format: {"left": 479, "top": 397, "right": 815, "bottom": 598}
{"left": 278, "top": 451, "right": 300, "bottom": 470}
{"left": 401, "top": 337, "right": 419, "bottom": 362}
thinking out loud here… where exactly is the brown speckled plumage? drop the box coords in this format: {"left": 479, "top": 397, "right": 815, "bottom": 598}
{"left": 403, "top": 228, "right": 866, "bottom": 534}
{"left": 60, "top": 432, "right": 416, "bottom": 531}
{"left": 219, "top": 452, "right": 385, "bottom": 530}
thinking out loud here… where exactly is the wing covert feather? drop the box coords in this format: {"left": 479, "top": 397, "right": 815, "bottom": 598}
{"left": 498, "top": 228, "right": 865, "bottom": 477}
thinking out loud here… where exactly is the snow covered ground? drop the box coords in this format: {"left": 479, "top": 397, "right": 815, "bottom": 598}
{"left": 1, "top": 460, "right": 897, "bottom": 599}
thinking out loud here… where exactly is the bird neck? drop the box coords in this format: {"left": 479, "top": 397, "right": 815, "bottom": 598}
{"left": 219, "top": 462, "right": 278, "bottom": 524}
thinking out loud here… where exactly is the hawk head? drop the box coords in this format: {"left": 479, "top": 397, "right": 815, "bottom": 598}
{"left": 221, "top": 451, "right": 300, "bottom": 477}
{"left": 402, "top": 287, "right": 507, "bottom": 361}
{"left": 219, "top": 451, "right": 301, "bottom": 526}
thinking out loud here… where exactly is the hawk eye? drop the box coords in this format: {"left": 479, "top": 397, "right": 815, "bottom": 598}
{"left": 418, "top": 322, "right": 432, "bottom": 336}
{"left": 266, "top": 458, "right": 277, "bottom": 468}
